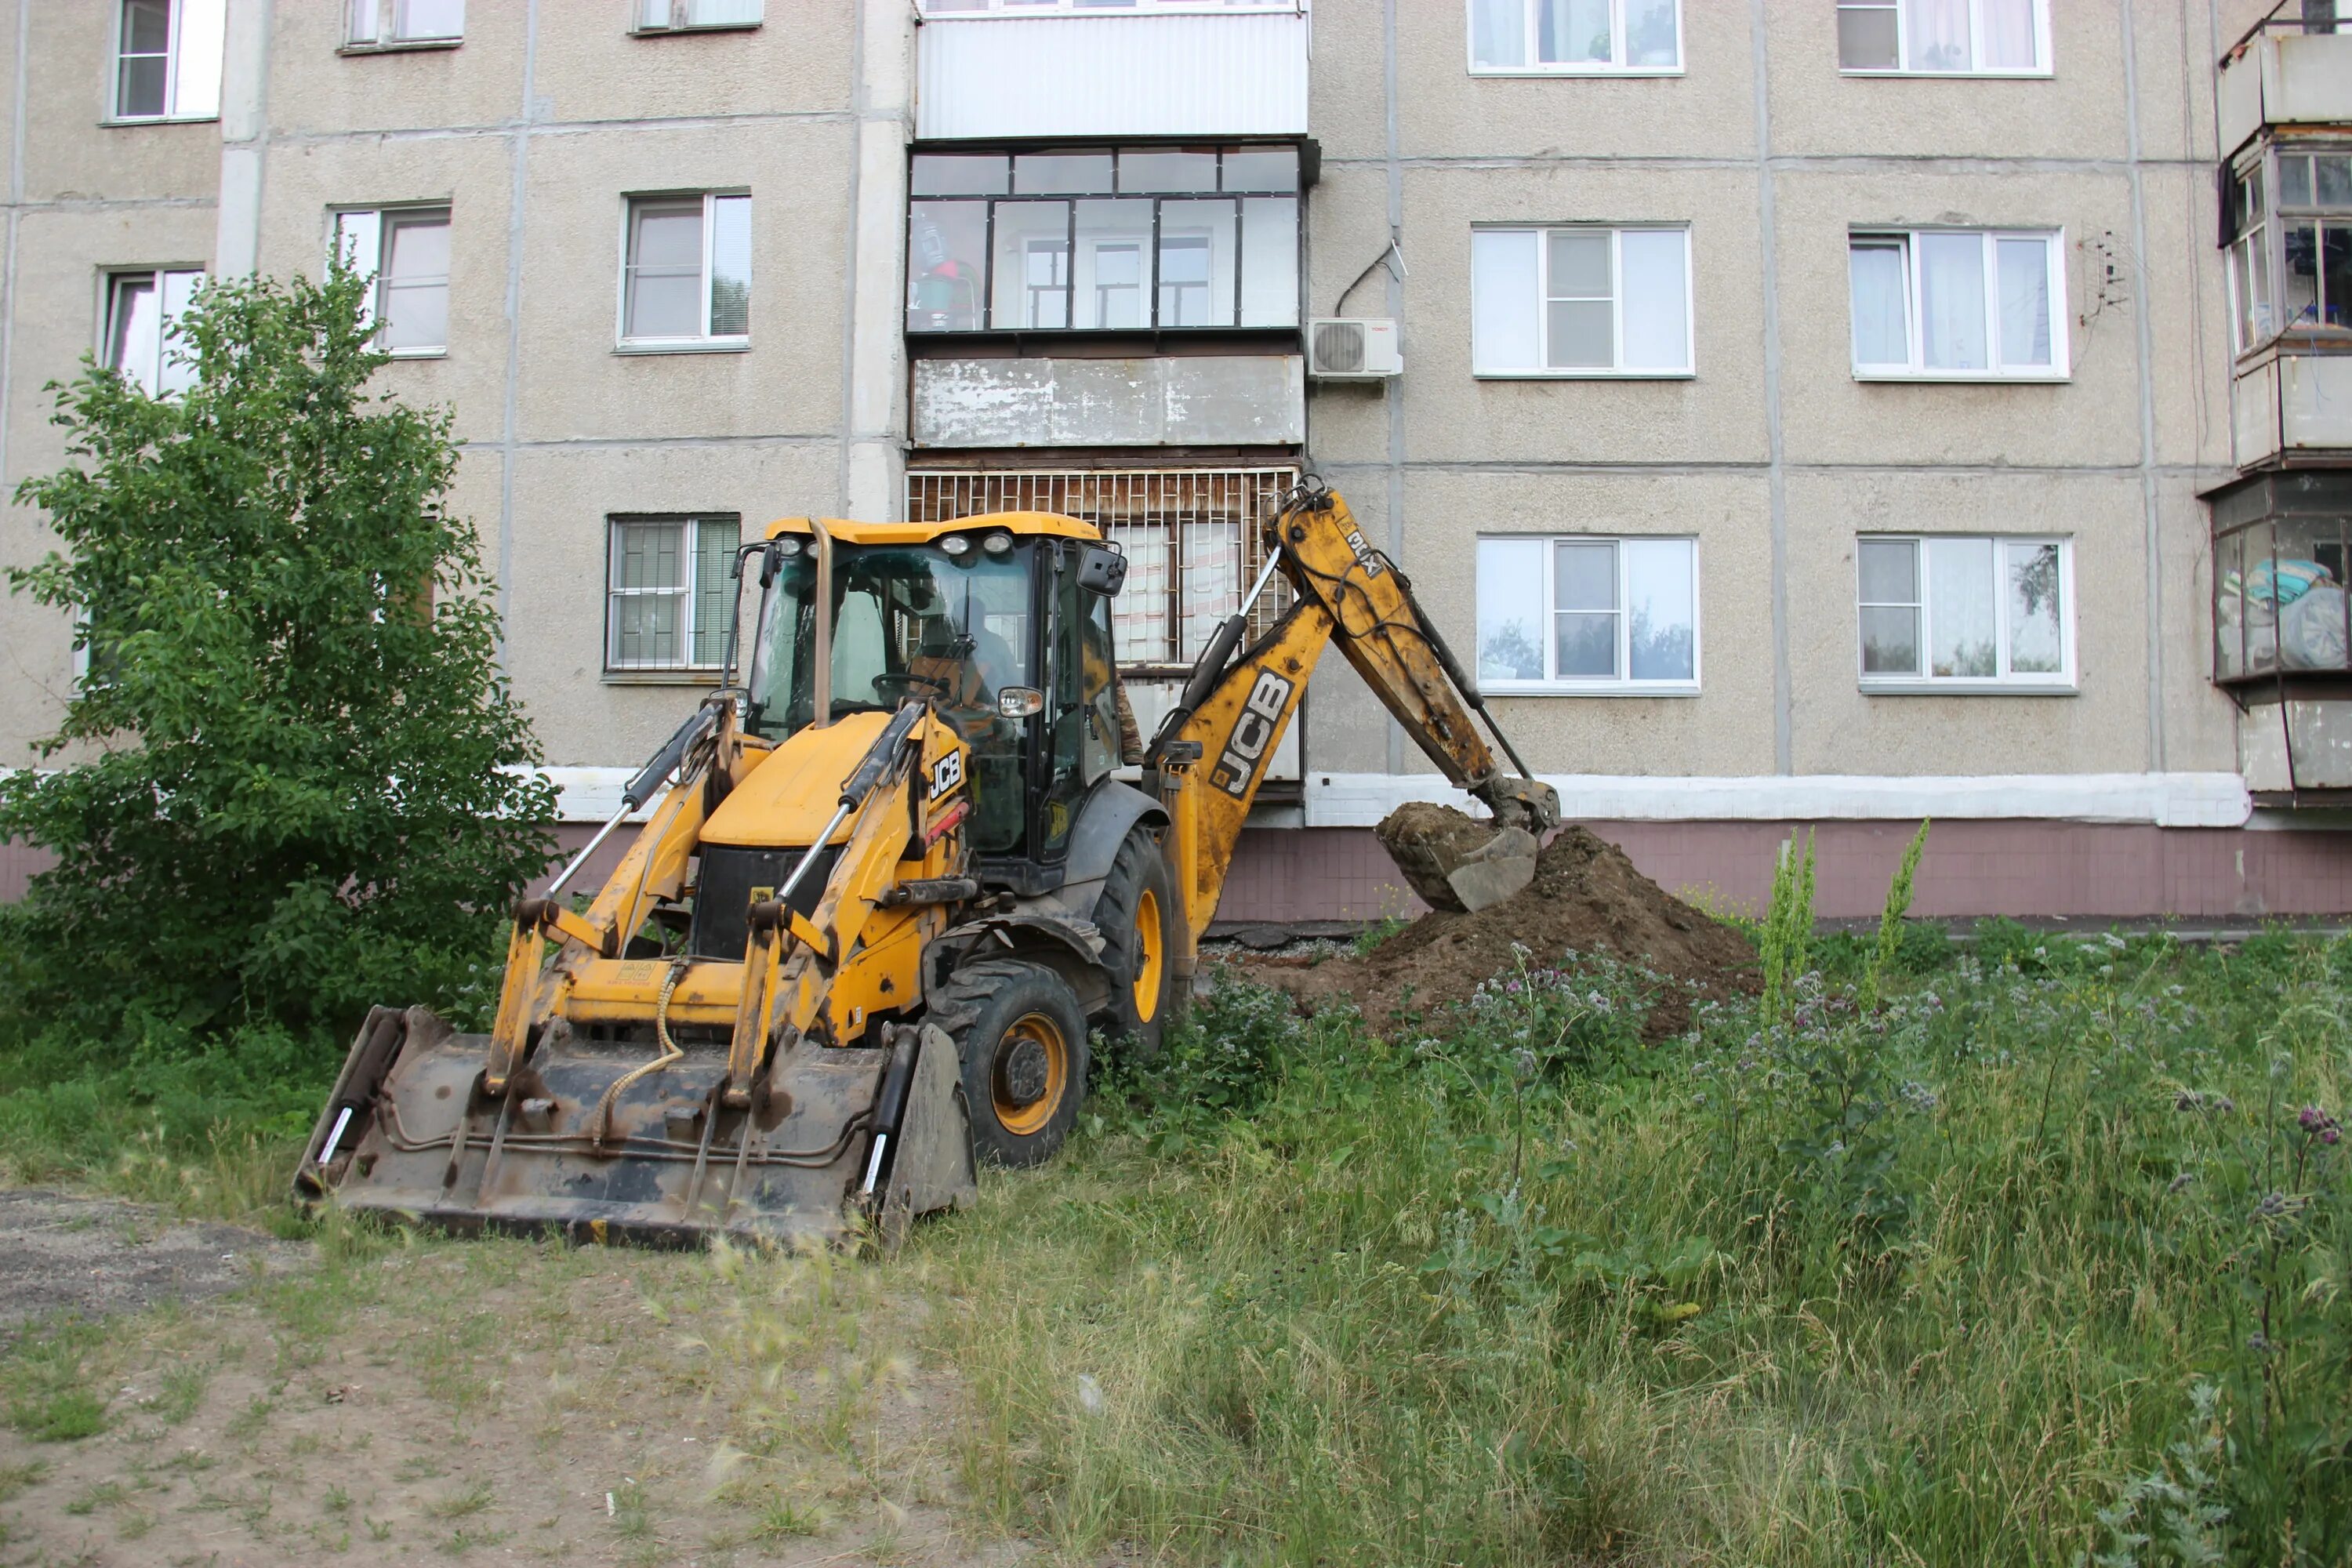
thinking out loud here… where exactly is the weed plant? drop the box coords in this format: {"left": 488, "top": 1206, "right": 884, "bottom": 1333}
{"left": 935, "top": 909, "right": 2351, "bottom": 1564}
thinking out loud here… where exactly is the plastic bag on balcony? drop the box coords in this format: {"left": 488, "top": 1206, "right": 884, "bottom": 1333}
{"left": 2281, "top": 583, "right": 2349, "bottom": 671}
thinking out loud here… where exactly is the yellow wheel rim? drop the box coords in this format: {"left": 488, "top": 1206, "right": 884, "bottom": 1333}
{"left": 1131, "top": 887, "right": 1164, "bottom": 1025}
{"left": 992, "top": 1012, "right": 1069, "bottom": 1138}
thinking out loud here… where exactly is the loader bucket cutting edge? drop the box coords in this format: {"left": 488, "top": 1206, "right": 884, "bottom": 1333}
{"left": 296, "top": 1008, "right": 975, "bottom": 1250}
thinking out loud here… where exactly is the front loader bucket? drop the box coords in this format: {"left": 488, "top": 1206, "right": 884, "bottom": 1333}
{"left": 1374, "top": 804, "right": 1541, "bottom": 915}
{"left": 296, "top": 1007, "right": 975, "bottom": 1249}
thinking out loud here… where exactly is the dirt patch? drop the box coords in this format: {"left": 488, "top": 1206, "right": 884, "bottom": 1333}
{"left": 1245, "top": 813, "right": 1758, "bottom": 1036}
{"left": 0, "top": 1189, "right": 311, "bottom": 1348}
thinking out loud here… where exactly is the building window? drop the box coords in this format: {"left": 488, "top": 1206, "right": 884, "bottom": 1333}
{"left": 607, "top": 516, "right": 743, "bottom": 673}
{"left": 112, "top": 0, "right": 224, "bottom": 122}
{"left": 1836, "top": 0, "right": 2047, "bottom": 74}
{"left": 920, "top": 0, "right": 1304, "bottom": 12}
{"left": 1471, "top": 226, "right": 1692, "bottom": 376}
{"left": 1848, "top": 229, "right": 2065, "bottom": 379}
{"left": 1475, "top": 535, "right": 1698, "bottom": 691}
{"left": 103, "top": 268, "right": 204, "bottom": 397}
{"left": 906, "top": 147, "right": 1300, "bottom": 334}
{"left": 332, "top": 209, "right": 452, "bottom": 356}
{"left": 620, "top": 194, "right": 752, "bottom": 350}
{"left": 2227, "top": 147, "right": 2352, "bottom": 354}
{"left": 1857, "top": 535, "right": 2071, "bottom": 688}
{"left": 1467, "top": 0, "right": 1682, "bottom": 74}
{"left": 634, "top": 0, "right": 763, "bottom": 31}
{"left": 347, "top": 0, "right": 465, "bottom": 47}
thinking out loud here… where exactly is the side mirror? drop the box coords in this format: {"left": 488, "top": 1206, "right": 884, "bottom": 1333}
{"left": 1076, "top": 542, "right": 1127, "bottom": 597}
{"left": 758, "top": 541, "right": 786, "bottom": 588}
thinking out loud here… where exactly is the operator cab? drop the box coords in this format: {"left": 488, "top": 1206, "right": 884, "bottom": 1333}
{"left": 743, "top": 515, "right": 1129, "bottom": 885}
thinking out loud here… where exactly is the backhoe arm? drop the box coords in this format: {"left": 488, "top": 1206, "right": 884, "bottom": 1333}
{"left": 1146, "top": 481, "right": 1559, "bottom": 953}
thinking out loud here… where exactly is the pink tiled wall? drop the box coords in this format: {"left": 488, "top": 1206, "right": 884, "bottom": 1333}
{"left": 1214, "top": 822, "right": 2352, "bottom": 924}
{"left": 9, "top": 819, "right": 2350, "bottom": 923}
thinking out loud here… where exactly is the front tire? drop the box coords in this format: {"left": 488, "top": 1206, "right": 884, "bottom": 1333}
{"left": 929, "top": 958, "right": 1088, "bottom": 1168}
{"left": 1093, "top": 824, "right": 1176, "bottom": 1060}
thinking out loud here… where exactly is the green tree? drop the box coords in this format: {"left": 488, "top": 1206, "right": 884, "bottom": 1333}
{"left": 1, "top": 264, "right": 555, "bottom": 1037}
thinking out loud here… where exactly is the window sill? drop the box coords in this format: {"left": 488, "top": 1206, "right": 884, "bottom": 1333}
{"left": 614, "top": 339, "right": 752, "bottom": 356}
{"left": 604, "top": 669, "right": 724, "bottom": 686}
{"left": 1469, "top": 66, "right": 1684, "bottom": 78}
{"left": 1860, "top": 681, "right": 2076, "bottom": 696}
{"left": 631, "top": 23, "right": 762, "bottom": 35}
{"left": 339, "top": 38, "right": 464, "bottom": 54}
{"left": 1853, "top": 369, "right": 2069, "bottom": 384}
{"left": 1484, "top": 684, "right": 1701, "bottom": 698}
{"left": 1475, "top": 368, "right": 1694, "bottom": 381}
{"left": 1838, "top": 67, "right": 2053, "bottom": 79}
{"left": 385, "top": 347, "right": 447, "bottom": 360}
{"left": 101, "top": 114, "right": 220, "bottom": 128}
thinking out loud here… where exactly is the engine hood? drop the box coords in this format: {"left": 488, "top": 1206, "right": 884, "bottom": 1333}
{"left": 701, "top": 710, "right": 893, "bottom": 849}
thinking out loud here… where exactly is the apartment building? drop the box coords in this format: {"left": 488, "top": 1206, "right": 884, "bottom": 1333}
{"left": 2, "top": 0, "right": 2349, "bottom": 922}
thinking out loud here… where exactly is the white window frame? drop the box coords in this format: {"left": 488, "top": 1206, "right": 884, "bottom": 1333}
{"left": 604, "top": 514, "right": 743, "bottom": 677}
{"left": 633, "top": 0, "right": 765, "bottom": 31}
{"left": 108, "top": 0, "right": 225, "bottom": 124}
{"left": 1464, "top": 0, "right": 1684, "bottom": 77}
{"left": 1476, "top": 534, "right": 1702, "bottom": 695}
{"left": 1854, "top": 534, "right": 2076, "bottom": 693}
{"left": 616, "top": 192, "right": 752, "bottom": 353}
{"left": 1471, "top": 224, "right": 1694, "bottom": 378}
{"left": 101, "top": 266, "right": 205, "bottom": 397}
{"left": 919, "top": 1, "right": 1303, "bottom": 14}
{"left": 329, "top": 205, "right": 452, "bottom": 358}
{"left": 1835, "top": 0, "right": 2052, "bottom": 77}
{"left": 1848, "top": 227, "right": 2068, "bottom": 382}
{"left": 344, "top": 0, "right": 466, "bottom": 49}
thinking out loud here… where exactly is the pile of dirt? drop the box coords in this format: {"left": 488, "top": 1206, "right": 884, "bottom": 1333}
{"left": 1242, "top": 808, "right": 1757, "bottom": 1037}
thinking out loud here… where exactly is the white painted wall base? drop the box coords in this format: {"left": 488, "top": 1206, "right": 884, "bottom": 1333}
{"left": 1303, "top": 772, "right": 2254, "bottom": 830}
{"left": 526, "top": 766, "right": 2255, "bottom": 829}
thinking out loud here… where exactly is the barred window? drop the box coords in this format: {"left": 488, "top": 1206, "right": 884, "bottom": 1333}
{"left": 606, "top": 515, "right": 742, "bottom": 674}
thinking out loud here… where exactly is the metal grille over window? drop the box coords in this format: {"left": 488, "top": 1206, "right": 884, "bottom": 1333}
{"left": 906, "top": 469, "right": 1296, "bottom": 679}
{"left": 606, "top": 515, "right": 742, "bottom": 674}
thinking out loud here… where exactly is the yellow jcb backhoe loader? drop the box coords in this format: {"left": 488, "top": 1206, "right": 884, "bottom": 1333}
{"left": 295, "top": 479, "right": 1559, "bottom": 1245}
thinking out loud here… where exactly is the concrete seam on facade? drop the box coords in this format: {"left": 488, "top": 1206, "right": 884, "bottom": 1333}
{"left": 264, "top": 111, "right": 856, "bottom": 151}
{"left": 1749, "top": 0, "right": 1792, "bottom": 775}
{"left": 1381, "top": 0, "right": 1404, "bottom": 779}
{"left": 836, "top": 0, "right": 866, "bottom": 516}
{"left": 0, "top": 0, "right": 24, "bottom": 499}
{"left": 1312, "top": 458, "right": 2231, "bottom": 480}
{"left": 471, "top": 433, "right": 839, "bottom": 453}
{"left": 2119, "top": 0, "right": 2164, "bottom": 774}
{"left": 1323, "top": 154, "right": 2234, "bottom": 176}
{"left": 495, "top": 0, "right": 540, "bottom": 644}
{"left": 2, "top": 197, "right": 220, "bottom": 213}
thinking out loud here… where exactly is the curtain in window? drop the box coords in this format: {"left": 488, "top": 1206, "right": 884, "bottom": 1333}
{"left": 1624, "top": 0, "right": 1678, "bottom": 65}
{"left": 381, "top": 215, "right": 451, "bottom": 352}
{"left": 1477, "top": 539, "right": 1546, "bottom": 682}
{"left": 1103, "top": 521, "right": 1174, "bottom": 664}
{"left": 1471, "top": 231, "right": 1541, "bottom": 373}
{"left": 1995, "top": 238, "right": 2051, "bottom": 368}
{"left": 1849, "top": 241, "right": 1909, "bottom": 365}
{"left": 1903, "top": 0, "right": 1971, "bottom": 70}
{"left": 692, "top": 522, "right": 740, "bottom": 667}
{"left": 1981, "top": 0, "right": 2037, "bottom": 67}
{"left": 1918, "top": 233, "right": 1988, "bottom": 370}
{"left": 1926, "top": 537, "right": 1996, "bottom": 677}
{"left": 1619, "top": 230, "right": 1688, "bottom": 372}
{"left": 1470, "top": 0, "right": 1525, "bottom": 67}
{"left": 1539, "top": 0, "right": 1612, "bottom": 64}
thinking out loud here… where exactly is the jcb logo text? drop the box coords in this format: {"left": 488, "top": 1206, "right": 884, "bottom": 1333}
{"left": 1213, "top": 669, "right": 1294, "bottom": 798}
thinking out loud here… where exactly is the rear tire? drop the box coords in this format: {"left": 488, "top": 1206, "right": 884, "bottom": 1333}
{"left": 928, "top": 958, "right": 1088, "bottom": 1168}
{"left": 1093, "top": 824, "right": 1175, "bottom": 1061}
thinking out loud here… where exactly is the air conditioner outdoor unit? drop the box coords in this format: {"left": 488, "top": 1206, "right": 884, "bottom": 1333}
{"left": 1307, "top": 318, "right": 1403, "bottom": 380}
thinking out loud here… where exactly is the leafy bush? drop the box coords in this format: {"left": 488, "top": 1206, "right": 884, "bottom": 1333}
{"left": 1, "top": 265, "right": 552, "bottom": 1043}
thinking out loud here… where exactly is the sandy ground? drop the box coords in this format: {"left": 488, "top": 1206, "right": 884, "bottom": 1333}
{"left": 0, "top": 1189, "right": 1030, "bottom": 1568}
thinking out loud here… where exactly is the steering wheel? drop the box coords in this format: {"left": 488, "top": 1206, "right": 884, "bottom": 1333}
{"left": 872, "top": 671, "right": 949, "bottom": 699}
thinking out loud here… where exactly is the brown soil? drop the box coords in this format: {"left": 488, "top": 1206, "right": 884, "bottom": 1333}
{"left": 1243, "top": 811, "right": 1758, "bottom": 1037}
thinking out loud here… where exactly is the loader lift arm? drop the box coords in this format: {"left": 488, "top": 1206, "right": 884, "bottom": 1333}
{"left": 1144, "top": 478, "right": 1561, "bottom": 971}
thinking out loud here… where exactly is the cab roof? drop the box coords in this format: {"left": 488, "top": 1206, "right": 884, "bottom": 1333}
{"left": 762, "top": 511, "right": 1103, "bottom": 546}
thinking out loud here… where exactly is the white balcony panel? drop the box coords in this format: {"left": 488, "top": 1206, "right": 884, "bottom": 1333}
{"left": 2234, "top": 355, "right": 2352, "bottom": 466}
{"left": 912, "top": 355, "right": 1305, "bottom": 448}
{"left": 2219, "top": 31, "right": 2352, "bottom": 154}
{"left": 916, "top": 13, "right": 1309, "bottom": 140}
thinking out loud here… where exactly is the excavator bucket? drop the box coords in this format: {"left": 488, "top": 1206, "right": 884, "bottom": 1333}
{"left": 294, "top": 1006, "right": 976, "bottom": 1249}
{"left": 1374, "top": 803, "right": 1542, "bottom": 915}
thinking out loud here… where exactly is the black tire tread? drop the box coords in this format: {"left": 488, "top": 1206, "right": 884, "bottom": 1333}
{"left": 928, "top": 956, "right": 1087, "bottom": 1168}
{"left": 1091, "top": 825, "right": 1174, "bottom": 1059}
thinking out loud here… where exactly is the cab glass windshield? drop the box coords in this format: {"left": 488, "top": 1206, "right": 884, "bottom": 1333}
{"left": 746, "top": 540, "right": 1036, "bottom": 851}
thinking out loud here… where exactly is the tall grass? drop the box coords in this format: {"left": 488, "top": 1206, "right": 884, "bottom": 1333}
{"left": 932, "top": 926, "right": 2352, "bottom": 1566}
